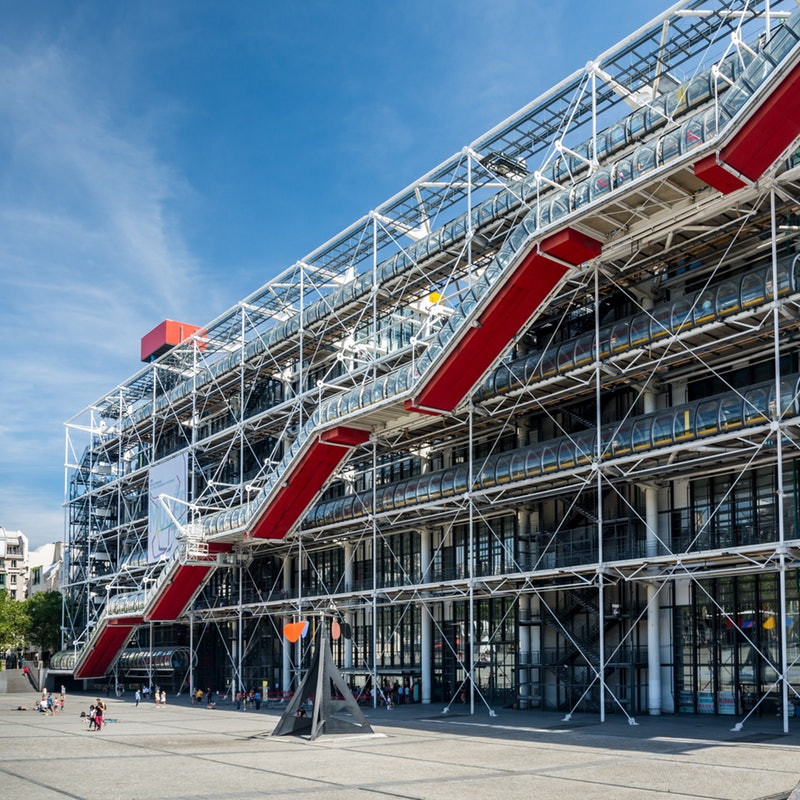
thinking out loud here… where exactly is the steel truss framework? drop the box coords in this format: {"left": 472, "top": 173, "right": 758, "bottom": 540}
{"left": 59, "top": 0, "right": 800, "bottom": 729}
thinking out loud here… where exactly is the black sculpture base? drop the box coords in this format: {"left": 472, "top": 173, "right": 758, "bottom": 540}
{"left": 272, "top": 623, "right": 373, "bottom": 741}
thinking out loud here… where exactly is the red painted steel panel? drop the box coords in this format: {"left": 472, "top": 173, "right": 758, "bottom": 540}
{"left": 145, "top": 564, "right": 213, "bottom": 621}
{"left": 74, "top": 617, "right": 141, "bottom": 679}
{"left": 320, "top": 426, "right": 371, "bottom": 446}
{"left": 695, "top": 62, "right": 800, "bottom": 192}
{"left": 693, "top": 154, "right": 748, "bottom": 194}
{"left": 410, "top": 253, "right": 567, "bottom": 411}
{"left": 250, "top": 440, "right": 352, "bottom": 539}
{"left": 724, "top": 61, "right": 800, "bottom": 181}
{"left": 73, "top": 540, "right": 231, "bottom": 675}
{"left": 540, "top": 228, "right": 603, "bottom": 264}
{"left": 407, "top": 228, "right": 601, "bottom": 414}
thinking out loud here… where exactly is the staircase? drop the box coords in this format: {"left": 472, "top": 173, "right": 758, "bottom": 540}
{"left": 0, "top": 668, "right": 36, "bottom": 694}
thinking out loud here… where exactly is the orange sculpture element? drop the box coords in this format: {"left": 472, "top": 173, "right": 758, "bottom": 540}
{"left": 331, "top": 619, "right": 341, "bottom": 640}
{"left": 284, "top": 621, "right": 309, "bottom": 643}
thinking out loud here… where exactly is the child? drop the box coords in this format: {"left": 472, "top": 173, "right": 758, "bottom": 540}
{"left": 94, "top": 701, "right": 104, "bottom": 731}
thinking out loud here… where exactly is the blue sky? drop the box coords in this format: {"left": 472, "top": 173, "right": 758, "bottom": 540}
{"left": 0, "top": 0, "right": 670, "bottom": 550}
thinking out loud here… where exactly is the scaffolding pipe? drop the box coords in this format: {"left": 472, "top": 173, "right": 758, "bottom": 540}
{"left": 372, "top": 434, "right": 378, "bottom": 709}
{"left": 420, "top": 527, "right": 432, "bottom": 704}
{"left": 237, "top": 562, "right": 243, "bottom": 697}
{"left": 593, "top": 263, "right": 607, "bottom": 723}
{"left": 468, "top": 402, "right": 476, "bottom": 715}
{"left": 282, "top": 554, "right": 292, "bottom": 695}
{"left": 189, "top": 610, "right": 194, "bottom": 700}
{"left": 771, "top": 187, "right": 790, "bottom": 735}
{"left": 646, "top": 485, "right": 662, "bottom": 715}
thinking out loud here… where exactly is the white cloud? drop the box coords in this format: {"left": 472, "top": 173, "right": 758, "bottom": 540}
{"left": 0, "top": 483, "right": 64, "bottom": 549}
{"left": 0, "top": 41, "right": 211, "bottom": 548}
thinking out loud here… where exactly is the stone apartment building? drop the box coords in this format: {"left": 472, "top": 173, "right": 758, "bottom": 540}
{"left": 0, "top": 528, "right": 29, "bottom": 601}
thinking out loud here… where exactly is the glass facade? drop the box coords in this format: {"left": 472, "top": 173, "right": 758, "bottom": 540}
{"left": 676, "top": 573, "right": 800, "bottom": 716}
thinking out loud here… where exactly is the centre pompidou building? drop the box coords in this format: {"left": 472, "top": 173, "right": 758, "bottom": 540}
{"left": 56, "top": 0, "right": 800, "bottom": 729}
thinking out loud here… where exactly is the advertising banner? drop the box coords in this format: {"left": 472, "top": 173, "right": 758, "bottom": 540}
{"left": 148, "top": 452, "right": 188, "bottom": 562}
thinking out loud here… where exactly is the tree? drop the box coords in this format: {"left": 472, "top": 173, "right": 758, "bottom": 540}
{"left": 0, "top": 592, "right": 29, "bottom": 652}
{"left": 25, "top": 591, "right": 63, "bottom": 655}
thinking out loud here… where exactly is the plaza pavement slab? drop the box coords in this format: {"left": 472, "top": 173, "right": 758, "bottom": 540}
{"left": 1, "top": 689, "right": 799, "bottom": 800}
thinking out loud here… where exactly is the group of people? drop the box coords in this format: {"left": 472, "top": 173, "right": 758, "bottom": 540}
{"left": 234, "top": 689, "right": 262, "bottom": 711}
{"left": 130, "top": 685, "right": 168, "bottom": 707}
{"left": 84, "top": 698, "right": 106, "bottom": 731}
{"left": 360, "top": 679, "right": 417, "bottom": 707}
{"left": 192, "top": 687, "right": 217, "bottom": 708}
{"left": 153, "top": 688, "right": 168, "bottom": 708}
{"left": 35, "top": 686, "right": 66, "bottom": 715}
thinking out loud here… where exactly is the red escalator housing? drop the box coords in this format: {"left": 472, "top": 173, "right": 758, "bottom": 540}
{"left": 73, "top": 616, "right": 143, "bottom": 679}
{"left": 250, "top": 426, "right": 370, "bottom": 540}
{"left": 145, "top": 542, "right": 232, "bottom": 621}
{"left": 695, "top": 61, "right": 800, "bottom": 193}
{"left": 405, "top": 227, "right": 602, "bottom": 414}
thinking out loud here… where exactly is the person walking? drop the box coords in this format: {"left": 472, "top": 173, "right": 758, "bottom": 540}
{"left": 134, "top": 688, "right": 141, "bottom": 707}
{"left": 94, "top": 698, "right": 106, "bottom": 731}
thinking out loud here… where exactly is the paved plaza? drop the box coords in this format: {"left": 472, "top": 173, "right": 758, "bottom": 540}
{"left": 1, "top": 690, "right": 800, "bottom": 800}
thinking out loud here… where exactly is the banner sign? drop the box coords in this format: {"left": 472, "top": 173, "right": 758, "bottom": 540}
{"left": 148, "top": 452, "right": 188, "bottom": 562}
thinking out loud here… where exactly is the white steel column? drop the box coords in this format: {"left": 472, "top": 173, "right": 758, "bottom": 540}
{"left": 371, "top": 433, "right": 378, "bottom": 709}
{"left": 468, "top": 404, "right": 475, "bottom": 715}
{"left": 235, "top": 562, "right": 243, "bottom": 699}
{"left": 645, "top": 484, "right": 661, "bottom": 715}
{"left": 344, "top": 543, "right": 354, "bottom": 671}
{"left": 148, "top": 622, "right": 153, "bottom": 694}
{"left": 296, "top": 541, "right": 304, "bottom": 691}
{"left": 188, "top": 610, "right": 194, "bottom": 699}
{"left": 420, "top": 527, "right": 432, "bottom": 704}
{"left": 282, "top": 554, "right": 292, "bottom": 694}
{"left": 230, "top": 621, "right": 238, "bottom": 703}
{"left": 519, "top": 593, "right": 531, "bottom": 710}
{"left": 594, "top": 263, "right": 607, "bottom": 723}
{"left": 770, "top": 188, "right": 790, "bottom": 734}
{"left": 643, "top": 386, "right": 662, "bottom": 716}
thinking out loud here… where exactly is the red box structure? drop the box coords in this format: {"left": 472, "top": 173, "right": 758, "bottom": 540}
{"left": 140, "top": 319, "right": 202, "bottom": 362}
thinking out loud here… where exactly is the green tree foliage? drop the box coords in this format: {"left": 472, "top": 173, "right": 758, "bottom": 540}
{"left": 24, "top": 591, "right": 63, "bottom": 655}
{"left": 0, "top": 592, "right": 30, "bottom": 652}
